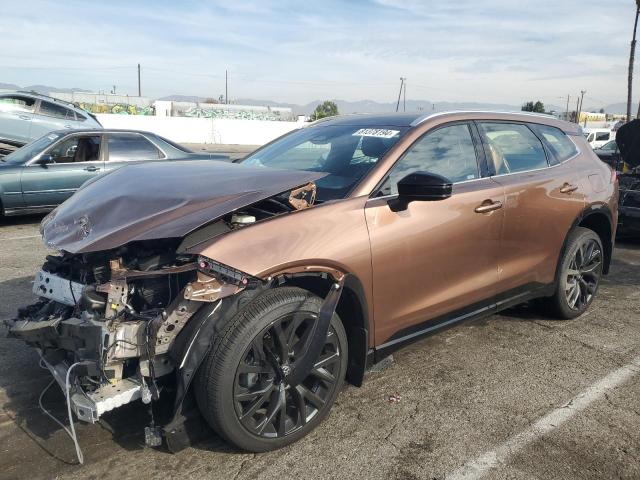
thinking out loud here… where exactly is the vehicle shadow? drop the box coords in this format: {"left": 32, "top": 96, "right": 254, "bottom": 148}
{"left": 0, "top": 213, "right": 46, "bottom": 227}
{"left": 497, "top": 244, "right": 639, "bottom": 322}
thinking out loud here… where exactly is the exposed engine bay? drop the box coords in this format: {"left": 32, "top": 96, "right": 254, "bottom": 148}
{"left": 6, "top": 183, "right": 322, "bottom": 451}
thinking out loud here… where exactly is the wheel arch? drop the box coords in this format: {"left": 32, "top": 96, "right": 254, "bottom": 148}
{"left": 556, "top": 205, "right": 614, "bottom": 281}
{"left": 275, "top": 270, "right": 370, "bottom": 387}
{"left": 577, "top": 206, "right": 613, "bottom": 275}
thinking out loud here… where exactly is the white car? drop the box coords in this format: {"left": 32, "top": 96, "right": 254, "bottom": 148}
{"left": 583, "top": 128, "right": 614, "bottom": 149}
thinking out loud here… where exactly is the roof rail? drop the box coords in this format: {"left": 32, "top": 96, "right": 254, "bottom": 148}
{"left": 410, "top": 110, "right": 559, "bottom": 126}
{"left": 17, "top": 90, "right": 76, "bottom": 107}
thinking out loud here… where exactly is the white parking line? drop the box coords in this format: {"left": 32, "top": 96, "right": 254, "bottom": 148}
{"left": 447, "top": 355, "right": 640, "bottom": 480}
{"left": 2, "top": 234, "right": 40, "bottom": 241}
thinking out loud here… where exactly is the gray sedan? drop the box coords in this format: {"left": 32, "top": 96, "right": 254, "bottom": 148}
{"left": 0, "top": 129, "right": 228, "bottom": 216}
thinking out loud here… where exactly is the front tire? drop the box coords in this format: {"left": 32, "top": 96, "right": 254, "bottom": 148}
{"left": 194, "top": 287, "right": 348, "bottom": 452}
{"left": 544, "top": 227, "right": 604, "bottom": 319}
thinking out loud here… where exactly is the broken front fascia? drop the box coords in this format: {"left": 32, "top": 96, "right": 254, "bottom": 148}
{"left": 7, "top": 254, "right": 258, "bottom": 425}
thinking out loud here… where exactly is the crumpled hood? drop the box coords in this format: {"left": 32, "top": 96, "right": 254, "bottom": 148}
{"left": 41, "top": 160, "right": 325, "bottom": 254}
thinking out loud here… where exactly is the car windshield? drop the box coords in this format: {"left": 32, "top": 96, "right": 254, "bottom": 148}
{"left": 1, "top": 132, "right": 63, "bottom": 164}
{"left": 242, "top": 124, "right": 408, "bottom": 201}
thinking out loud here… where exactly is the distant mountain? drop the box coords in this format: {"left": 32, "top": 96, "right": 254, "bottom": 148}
{"left": 0, "top": 82, "right": 90, "bottom": 95}
{"left": 592, "top": 103, "right": 640, "bottom": 115}
{"left": 0, "top": 81, "right": 602, "bottom": 115}
{"left": 157, "top": 94, "right": 207, "bottom": 103}
{"left": 237, "top": 98, "right": 564, "bottom": 116}
{"left": 0, "top": 82, "right": 21, "bottom": 91}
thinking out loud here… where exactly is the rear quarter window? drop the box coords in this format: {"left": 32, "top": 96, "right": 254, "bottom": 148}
{"left": 531, "top": 124, "right": 579, "bottom": 163}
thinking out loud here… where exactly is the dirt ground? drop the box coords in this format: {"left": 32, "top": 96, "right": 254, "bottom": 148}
{"left": 0, "top": 215, "right": 638, "bottom": 480}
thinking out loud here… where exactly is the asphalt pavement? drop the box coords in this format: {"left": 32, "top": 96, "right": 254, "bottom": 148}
{"left": 0, "top": 215, "right": 638, "bottom": 480}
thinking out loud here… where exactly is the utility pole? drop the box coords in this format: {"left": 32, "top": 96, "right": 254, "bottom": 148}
{"left": 225, "top": 69, "right": 228, "bottom": 105}
{"left": 628, "top": 1, "right": 640, "bottom": 121}
{"left": 574, "top": 97, "right": 580, "bottom": 123}
{"left": 565, "top": 94, "right": 570, "bottom": 121}
{"left": 403, "top": 78, "right": 407, "bottom": 112}
{"left": 137, "top": 63, "right": 141, "bottom": 97}
{"left": 396, "top": 77, "right": 405, "bottom": 112}
{"left": 576, "top": 90, "right": 586, "bottom": 125}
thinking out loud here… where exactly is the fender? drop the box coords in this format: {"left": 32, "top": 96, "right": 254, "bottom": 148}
{"left": 554, "top": 203, "right": 614, "bottom": 285}
{"left": 272, "top": 266, "right": 372, "bottom": 387}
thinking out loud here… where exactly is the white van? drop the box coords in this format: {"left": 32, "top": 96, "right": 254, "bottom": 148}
{"left": 583, "top": 128, "right": 614, "bottom": 149}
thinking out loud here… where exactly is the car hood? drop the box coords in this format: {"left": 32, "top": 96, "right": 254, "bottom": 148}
{"left": 41, "top": 160, "right": 325, "bottom": 254}
{"left": 616, "top": 120, "right": 640, "bottom": 168}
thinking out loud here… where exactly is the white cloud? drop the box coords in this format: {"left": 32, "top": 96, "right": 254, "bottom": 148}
{"left": 0, "top": 0, "right": 633, "bottom": 105}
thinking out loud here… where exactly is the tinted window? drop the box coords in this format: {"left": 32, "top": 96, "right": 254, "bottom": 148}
{"left": 47, "top": 135, "right": 101, "bottom": 163}
{"left": 40, "top": 101, "right": 74, "bottom": 120}
{"left": 531, "top": 124, "right": 578, "bottom": 163}
{"left": 242, "top": 125, "right": 408, "bottom": 201}
{"left": 478, "top": 122, "right": 548, "bottom": 175}
{"left": 75, "top": 111, "right": 87, "bottom": 122}
{"left": 107, "top": 134, "right": 162, "bottom": 161}
{"left": 595, "top": 131, "right": 610, "bottom": 141}
{"left": 600, "top": 140, "right": 617, "bottom": 152}
{"left": 378, "top": 123, "right": 479, "bottom": 196}
{"left": 0, "top": 95, "right": 35, "bottom": 113}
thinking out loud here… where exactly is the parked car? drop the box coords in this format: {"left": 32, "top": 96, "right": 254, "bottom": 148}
{"left": 0, "top": 91, "right": 102, "bottom": 148}
{"left": 614, "top": 119, "right": 640, "bottom": 236}
{"left": 594, "top": 140, "right": 621, "bottom": 169}
{"left": 0, "top": 129, "right": 228, "bottom": 216}
{"left": 583, "top": 127, "right": 614, "bottom": 149}
{"left": 7, "top": 112, "right": 616, "bottom": 456}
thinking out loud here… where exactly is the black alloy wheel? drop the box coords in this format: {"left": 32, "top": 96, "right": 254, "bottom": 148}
{"left": 195, "top": 287, "right": 348, "bottom": 452}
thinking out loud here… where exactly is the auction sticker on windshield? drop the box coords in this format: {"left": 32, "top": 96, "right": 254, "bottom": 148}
{"left": 352, "top": 128, "right": 400, "bottom": 139}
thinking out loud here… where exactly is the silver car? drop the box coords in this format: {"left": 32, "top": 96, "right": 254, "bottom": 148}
{"left": 0, "top": 91, "right": 102, "bottom": 147}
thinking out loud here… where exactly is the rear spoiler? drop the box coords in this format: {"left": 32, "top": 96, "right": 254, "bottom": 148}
{"left": 87, "top": 112, "right": 102, "bottom": 127}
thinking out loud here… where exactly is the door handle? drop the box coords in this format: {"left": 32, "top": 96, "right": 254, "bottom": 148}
{"left": 474, "top": 200, "right": 503, "bottom": 213}
{"left": 560, "top": 183, "right": 579, "bottom": 194}
{"left": 18, "top": 115, "right": 31, "bottom": 120}
{"left": 64, "top": 124, "right": 72, "bottom": 129}
{"left": 84, "top": 166, "right": 100, "bottom": 172}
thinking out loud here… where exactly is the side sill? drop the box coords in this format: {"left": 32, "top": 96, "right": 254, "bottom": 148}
{"left": 371, "top": 283, "right": 551, "bottom": 363}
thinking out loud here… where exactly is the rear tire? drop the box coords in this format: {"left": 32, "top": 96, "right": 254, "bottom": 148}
{"left": 194, "top": 287, "right": 348, "bottom": 452}
{"left": 542, "top": 227, "right": 603, "bottom": 319}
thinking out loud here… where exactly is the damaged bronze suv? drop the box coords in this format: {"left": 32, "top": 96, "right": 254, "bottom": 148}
{"left": 7, "top": 112, "right": 617, "bottom": 454}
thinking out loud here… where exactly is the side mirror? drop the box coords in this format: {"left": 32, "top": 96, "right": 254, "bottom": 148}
{"left": 39, "top": 154, "right": 54, "bottom": 166}
{"left": 388, "top": 171, "right": 453, "bottom": 212}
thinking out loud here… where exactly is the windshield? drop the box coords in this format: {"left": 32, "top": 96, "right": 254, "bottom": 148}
{"left": 242, "top": 124, "right": 408, "bottom": 201}
{"left": 2, "top": 132, "right": 63, "bottom": 164}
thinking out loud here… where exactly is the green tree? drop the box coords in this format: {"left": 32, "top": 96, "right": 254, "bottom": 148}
{"left": 310, "top": 101, "right": 339, "bottom": 121}
{"left": 521, "top": 100, "right": 545, "bottom": 113}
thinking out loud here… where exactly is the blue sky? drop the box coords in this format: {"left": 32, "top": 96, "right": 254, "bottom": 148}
{"left": 0, "top": 0, "right": 634, "bottom": 107}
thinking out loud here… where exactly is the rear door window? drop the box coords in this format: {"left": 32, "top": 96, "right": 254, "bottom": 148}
{"left": 530, "top": 124, "right": 578, "bottom": 164}
{"left": 107, "top": 134, "right": 163, "bottom": 161}
{"left": 478, "top": 122, "right": 548, "bottom": 175}
{"left": 0, "top": 95, "right": 36, "bottom": 113}
{"left": 595, "top": 131, "right": 610, "bottom": 142}
{"left": 39, "top": 101, "right": 75, "bottom": 120}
